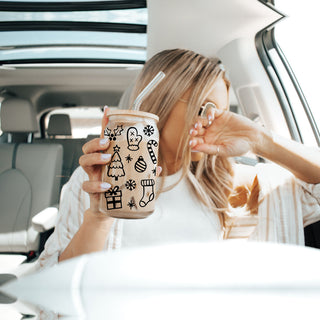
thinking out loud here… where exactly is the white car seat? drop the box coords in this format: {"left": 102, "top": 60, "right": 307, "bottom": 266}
{"left": 0, "top": 98, "right": 63, "bottom": 257}
{"left": 35, "top": 113, "right": 85, "bottom": 189}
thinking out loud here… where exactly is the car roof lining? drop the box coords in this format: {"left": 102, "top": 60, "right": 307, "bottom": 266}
{"left": 0, "top": 66, "right": 142, "bottom": 112}
{"left": 146, "top": 0, "right": 283, "bottom": 58}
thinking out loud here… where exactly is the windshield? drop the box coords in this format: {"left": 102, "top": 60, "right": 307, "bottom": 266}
{"left": 0, "top": 2, "right": 147, "bottom": 63}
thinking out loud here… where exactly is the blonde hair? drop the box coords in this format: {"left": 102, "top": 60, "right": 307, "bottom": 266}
{"left": 129, "top": 49, "right": 240, "bottom": 232}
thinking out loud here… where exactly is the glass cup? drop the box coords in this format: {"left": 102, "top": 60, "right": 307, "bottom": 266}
{"left": 99, "top": 109, "right": 159, "bottom": 219}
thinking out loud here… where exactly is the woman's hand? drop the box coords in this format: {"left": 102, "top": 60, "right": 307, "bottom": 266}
{"left": 79, "top": 107, "right": 112, "bottom": 214}
{"left": 189, "top": 107, "right": 266, "bottom": 157}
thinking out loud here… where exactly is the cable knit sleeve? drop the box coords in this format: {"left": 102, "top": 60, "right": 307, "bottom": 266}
{"left": 37, "top": 166, "right": 90, "bottom": 269}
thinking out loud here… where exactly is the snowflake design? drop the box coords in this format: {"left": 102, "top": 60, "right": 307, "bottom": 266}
{"left": 152, "top": 167, "right": 157, "bottom": 176}
{"left": 125, "top": 154, "right": 133, "bottom": 163}
{"left": 143, "top": 125, "right": 154, "bottom": 137}
{"left": 127, "top": 198, "right": 136, "bottom": 210}
{"left": 125, "top": 179, "right": 136, "bottom": 191}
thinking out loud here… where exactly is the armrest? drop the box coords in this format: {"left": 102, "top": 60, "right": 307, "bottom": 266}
{"left": 32, "top": 206, "right": 58, "bottom": 233}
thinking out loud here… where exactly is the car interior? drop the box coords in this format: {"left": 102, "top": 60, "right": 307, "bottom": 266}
{"left": 0, "top": 0, "right": 320, "bottom": 317}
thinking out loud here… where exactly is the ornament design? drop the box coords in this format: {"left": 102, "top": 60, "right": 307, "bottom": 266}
{"left": 134, "top": 156, "right": 147, "bottom": 173}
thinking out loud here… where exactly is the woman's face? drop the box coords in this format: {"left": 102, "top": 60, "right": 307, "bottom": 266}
{"left": 160, "top": 76, "right": 229, "bottom": 173}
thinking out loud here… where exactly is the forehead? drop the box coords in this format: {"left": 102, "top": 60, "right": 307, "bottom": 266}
{"left": 205, "top": 77, "right": 229, "bottom": 110}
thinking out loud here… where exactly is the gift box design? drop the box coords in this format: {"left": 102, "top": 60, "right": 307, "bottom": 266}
{"left": 105, "top": 186, "right": 122, "bottom": 210}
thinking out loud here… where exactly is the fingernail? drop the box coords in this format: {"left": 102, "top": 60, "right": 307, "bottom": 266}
{"left": 208, "top": 120, "right": 212, "bottom": 126}
{"left": 189, "top": 139, "right": 194, "bottom": 147}
{"left": 101, "top": 153, "right": 111, "bottom": 161}
{"left": 189, "top": 128, "right": 194, "bottom": 135}
{"left": 194, "top": 123, "right": 198, "bottom": 129}
{"left": 104, "top": 105, "right": 109, "bottom": 113}
{"left": 101, "top": 182, "right": 111, "bottom": 190}
{"left": 208, "top": 114, "right": 213, "bottom": 121}
{"left": 158, "top": 166, "right": 162, "bottom": 175}
{"left": 100, "top": 138, "right": 109, "bottom": 146}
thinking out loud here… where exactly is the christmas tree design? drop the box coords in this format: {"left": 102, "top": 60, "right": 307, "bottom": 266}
{"left": 107, "top": 145, "right": 125, "bottom": 181}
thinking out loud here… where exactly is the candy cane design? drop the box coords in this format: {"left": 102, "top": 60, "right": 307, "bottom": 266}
{"left": 147, "top": 140, "right": 158, "bottom": 164}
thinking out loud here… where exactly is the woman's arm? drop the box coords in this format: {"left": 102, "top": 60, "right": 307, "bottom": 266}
{"left": 254, "top": 129, "right": 320, "bottom": 184}
{"left": 59, "top": 108, "right": 114, "bottom": 262}
{"left": 58, "top": 209, "right": 114, "bottom": 262}
{"left": 190, "top": 108, "right": 320, "bottom": 184}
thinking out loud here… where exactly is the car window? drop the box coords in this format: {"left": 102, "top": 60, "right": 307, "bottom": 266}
{"left": 272, "top": 0, "right": 319, "bottom": 146}
{"left": 0, "top": 1, "right": 147, "bottom": 63}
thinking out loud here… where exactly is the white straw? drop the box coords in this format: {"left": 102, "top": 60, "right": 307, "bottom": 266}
{"left": 133, "top": 71, "right": 165, "bottom": 110}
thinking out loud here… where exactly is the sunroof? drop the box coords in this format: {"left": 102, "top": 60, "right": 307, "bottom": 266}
{"left": 0, "top": 1, "right": 147, "bottom": 64}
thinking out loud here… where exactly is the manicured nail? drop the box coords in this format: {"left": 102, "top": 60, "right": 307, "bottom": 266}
{"left": 101, "top": 153, "right": 111, "bottom": 161}
{"left": 157, "top": 166, "right": 162, "bottom": 175}
{"left": 101, "top": 182, "right": 111, "bottom": 190}
{"left": 100, "top": 138, "right": 109, "bottom": 146}
{"left": 104, "top": 105, "right": 109, "bottom": 112}
{"left": 189, "top": 139, "right": 194, "bottom": 147}
{"left": 189, "top": 128, "right": 194, "bottom": 135}
{"left": 194, "top": 123, "right": 198, "bottom": 129}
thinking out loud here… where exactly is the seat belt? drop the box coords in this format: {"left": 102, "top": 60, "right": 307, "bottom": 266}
{"left": 11, "top": 143, "right": 20, "bottom": 169}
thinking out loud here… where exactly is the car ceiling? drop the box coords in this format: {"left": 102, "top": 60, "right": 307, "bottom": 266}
{"left": 147, "top": 0, "right": 282, "bottom": 57}
{"left": 0, "top": 65, "right": 143, "bottom": 110}
{"left": 0, "top": 0, "right": 282, "bottom": 115}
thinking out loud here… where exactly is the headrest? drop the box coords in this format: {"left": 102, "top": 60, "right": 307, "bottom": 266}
{"left": 118, "top": 81, "right": 135, "bottom": 109}
{"left": 47, "top": 114, "right": 72, "bottom": 136}
{"left": 1, "top": 98, "right": 38, "bottom": 133}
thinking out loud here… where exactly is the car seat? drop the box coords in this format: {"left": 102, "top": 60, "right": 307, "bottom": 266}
{"left": 0, "top": 98, "right": 63, "bottom": 259}
{"left": 35, "top": 113, "right": 85, "bottom": 189}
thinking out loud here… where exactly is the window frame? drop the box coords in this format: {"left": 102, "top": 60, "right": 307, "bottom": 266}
{"left": 0, "top": 1, "right": 147, "bottom": 12}
{"left": 0, "top": 0, "right": 147, "bottom": 65}
{"left": 255, "top": 0, "right": 320, "bottom": 146}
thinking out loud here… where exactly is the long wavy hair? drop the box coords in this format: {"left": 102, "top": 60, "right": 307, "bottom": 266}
{"left": 129, "top": 49, "right": 236, "bottom": 231}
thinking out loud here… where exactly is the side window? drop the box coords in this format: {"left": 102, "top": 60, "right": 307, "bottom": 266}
{"left": 257, "top": 0, "right": 319, "bottom": 147}
{"left": 45, "top": 107, "right": 104, "bottom": 139}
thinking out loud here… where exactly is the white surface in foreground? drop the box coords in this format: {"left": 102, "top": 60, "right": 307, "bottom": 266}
{"left": 2, "top": 241, "right": 320, "bottom": 319}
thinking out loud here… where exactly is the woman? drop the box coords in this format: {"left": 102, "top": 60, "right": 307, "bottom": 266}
{"left": 38, "top": 49, "right": 320, "bottom": 268}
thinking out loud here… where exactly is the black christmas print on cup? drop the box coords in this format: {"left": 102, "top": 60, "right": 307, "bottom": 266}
{"left": 100, "top": 109, "right": 159, "bottom": 219}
